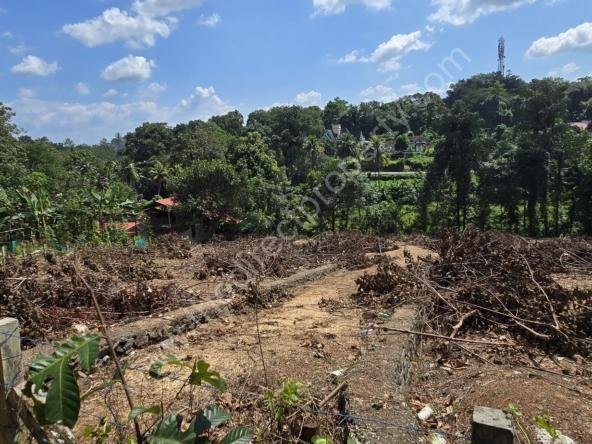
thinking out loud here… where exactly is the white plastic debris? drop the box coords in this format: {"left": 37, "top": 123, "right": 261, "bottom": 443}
{"left": 535, "top": 427, "right": 576, "bottom": 444}
{"left": 417, "top": 406, "right": 434, "bottom": 421}
{"left": 429, "top": 433, "right": 448, "bottom": 444}
{"left": 360, "top": 323, "right": 378, "bottom": 337}
{"left": 330, "top": 368, "right": 346, "bottom": 378}
{"left": 71, "top": 323, "right": 89, "bottom": 334}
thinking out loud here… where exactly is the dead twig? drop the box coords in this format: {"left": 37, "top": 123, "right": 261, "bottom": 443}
{"left": 75, "top": 263, "right": 144, "bottom": 444}
{"left": 450, "top": 310, "right": 477, "bottom": 339}
{"left": 381, "top": 326, "right": 516, "bottom": 347}
{"left": 521, "top": 255, "right": 562, "bottom": 333}
{"left": 319, "top": 382, "right": 348, "bottom": 408}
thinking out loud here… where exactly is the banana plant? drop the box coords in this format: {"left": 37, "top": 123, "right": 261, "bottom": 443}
{"left": 16, "top": 187, "right": 57, "bottom": 242}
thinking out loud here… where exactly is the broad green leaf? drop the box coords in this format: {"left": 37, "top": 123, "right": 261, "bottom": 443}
{"left": 190, "top": 404, "right": 230, "bottom": 434}
{"left": 148, "top": 414, "right": 196, "bottom": 444}
{"left": 29, "top": 334, "right": 100, "bottom": 387}
{"left": 129, "top": 405, "right": 162, "bottom": 420}
{"left": 189, "top": 360, "right": 227, "bottom": 392}
{"left": 29, "top": 334, "right": 100, "bottom": 427}
{"left": 149, "top": 355, "right": 189, "bottom": 378}
{"left": 220, "top": 427, "right": 252, "bottom": 444}
{"left": 44, "top": 361, "right": 79, "bottom": 426}
{"left": 312, "top": 436, "right": 332, "bottom": 444}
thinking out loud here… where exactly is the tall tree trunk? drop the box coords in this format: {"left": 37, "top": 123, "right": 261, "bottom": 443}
{"left": 541, "top": 176, "right": 549, "bottom": 236}
{"left": 553, "top": 153, "right": 564, "bottom": 235}
{"left": 528, "top": 191, "right": 537, "bottom": 236}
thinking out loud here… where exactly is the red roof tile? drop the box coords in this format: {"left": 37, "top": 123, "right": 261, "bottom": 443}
{"left": 155, "top": 197, "right": 178, "bottom": 208}
{"left": 116, "top": 221, "right": 140, "bottom": 232}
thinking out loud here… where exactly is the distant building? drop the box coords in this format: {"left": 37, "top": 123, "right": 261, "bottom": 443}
{"left": 410, "top": 135, "right": 430, "bottom": 153}
{"left": 331, "top": 123, "right": 342, "bottom": 137}
{"left": 324, "top": 123, "right": 351, "bottom": 142}
{"left": 569, "top": 121, "right": 591, "bottom": 132}
{"left": 116, "top": 221, "right": 140, "bottom": 235}
{"left": 148, "top": 197, "right": 178, "bottom": 232}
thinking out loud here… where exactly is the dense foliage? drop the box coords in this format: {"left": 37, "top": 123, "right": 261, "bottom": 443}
{"left": 2, "top": 72, "right": 592, "bottom": 246}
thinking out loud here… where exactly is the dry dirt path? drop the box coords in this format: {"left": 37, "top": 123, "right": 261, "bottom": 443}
{"left": 77, "top": 244, "right": 435, "bottom": 442}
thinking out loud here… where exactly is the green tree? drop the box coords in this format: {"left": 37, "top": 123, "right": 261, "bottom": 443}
{"left": 125, "top": 122, "right": 173, "bottom": 162}
{"left": 170, "top": 159, "right": 247, "bottom": 231}
{"left": 394, "top": 133, "right": 411, "bottom": 152}
{"left": 171, "top": 120, "right": 230, "bottom": 164}
{"left": 148, "top": 160, "right": 171, "bottom": 197}
{"left": 209, "top": 110, "right": 244, "bottom": 136}
{"left": 422, "top": 107, "right": 485, "bottom": 230}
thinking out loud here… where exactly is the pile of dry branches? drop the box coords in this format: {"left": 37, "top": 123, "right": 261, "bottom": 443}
{"left": 0, "top": 243, "right": 196, "bottom": 341}
{"left": 195, "top": 231, "right": 396, "bottom": 280}
{"left": 355, "top": 230, "right": 592, "bottom": 356}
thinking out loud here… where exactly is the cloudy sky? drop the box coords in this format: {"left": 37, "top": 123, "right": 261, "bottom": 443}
{"left": 0, "top": 0, "right": 590, "bottom": 143}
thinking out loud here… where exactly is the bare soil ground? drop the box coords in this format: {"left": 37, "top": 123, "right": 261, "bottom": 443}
{"left": 73, "top": 244, "right": 434, "bottom": 443}
{"left": 355, "top": 231, "right": 592, "bottom": 443}
{"left": 8, "top": 231, "right": 592, "bottom": 443}
{"left": 409, "top": 332, "right": 592, "bottom": 443}
{"left": 0, "top": 232, "right": 394, "bottom": 341}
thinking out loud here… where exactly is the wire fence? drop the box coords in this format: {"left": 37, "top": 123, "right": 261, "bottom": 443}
{"left": 75, "top": 362, "right": 472, "bottom": 442}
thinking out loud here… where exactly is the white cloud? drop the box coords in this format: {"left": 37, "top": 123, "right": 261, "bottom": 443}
{"left": 179, "top": 86, "right": 231, "bottom": 117}
{"left": 1, "top": 31, "right": 12, "bottom": 38}
{"left": 8, "top": 44, "right": 29, "bottom": 55}
{"left": 549, "top": 62, "right": 580, "bottom": 77}
{"left": 140, "top": 82, "right": 167, "bottom": 98}
{"left": 63, "top": 8, "right": 172, "bottom": 49}
{"left": 526, "top": 22, "right": 592, "bottom": 58}
{"left": 131, "top": 0, "right": 203, "bottom": 17}
{"left": 338, "top": 50, "right": 369, "bottom": 64}
{"left": 9, "top": 84, "right": 233, "bottom": 143}
{"left": 339, "top": 31, "right": 431, "bottom": 72}
{"left": 197, "top": 13, "right": 221, "bottom": 27}
{"left": 312, "top": 0, "right": 392, "bottom": 16}
{"left": 11, "top": 55, "right": 59, "bottom": 76}
{"left": 400, "top": 81, "right": 451, "bottom": 96}
{"left": 103, "top": 89, "right": 119, "bottom": 97}
{"left": 19, "top": 88, "right": 35, "bottom": 99}
{"left": 430, "top": 0, "right": 536, "bottom": 26}
{"left": 359, "top": 82, "right": 451, "bottom": 102}
{"left": 75, "top": 82, "right": 91, "bottom": 95}
{"left": 295, "top": 90, "right": 322, "bottom": 106}
{"left": 63, "top": 1, "right": 205, "bottom": 49}
{"left": 360, "top": 84, "right": 398, "bottom": 102}
{"left": 101, "top": 55, "right": 156, "bottom": 82}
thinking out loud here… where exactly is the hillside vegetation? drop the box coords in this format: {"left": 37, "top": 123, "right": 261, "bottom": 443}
{"left": 2, "top": 73, "right": 592, "bottom": 247}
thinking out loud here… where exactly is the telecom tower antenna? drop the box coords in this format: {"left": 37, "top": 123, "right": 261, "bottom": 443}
{"left": 498, "top": 37, "right": 506, "bottom": 76}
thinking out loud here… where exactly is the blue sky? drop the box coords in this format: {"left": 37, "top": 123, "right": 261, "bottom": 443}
{"left": 0, "top": 0, "right": 591, "bottom": 143}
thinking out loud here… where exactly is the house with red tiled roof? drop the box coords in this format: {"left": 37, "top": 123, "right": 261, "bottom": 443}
{"left": 569, "top": 121, "right": 591, "bottom": 132}
{"left": 149, "top": 197, "right": 179, "bottom": 233}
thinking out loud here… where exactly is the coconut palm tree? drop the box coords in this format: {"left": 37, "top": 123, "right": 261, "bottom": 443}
{"left": 149, "top": 160, "right": 171, "bottom": 197}
{"left": 120, "top": 161, "right": 142, "bottom": 186}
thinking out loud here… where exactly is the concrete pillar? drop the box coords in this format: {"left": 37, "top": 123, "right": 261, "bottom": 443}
{"left": 472, "top": 406, "right": 515, "bottom": 444}
{"left": 0, "top": 317, "right": 22, "bottom": 442}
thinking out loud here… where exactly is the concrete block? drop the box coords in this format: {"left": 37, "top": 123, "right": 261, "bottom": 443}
{"left": 0, "top": 317, "right": 22, "bottom": 442}
{"left": 472, "top": 406, "right": 515, "bottom": 444}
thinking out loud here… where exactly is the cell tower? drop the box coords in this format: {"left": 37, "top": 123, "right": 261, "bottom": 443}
{"left": 498, "top": 37, "right": 506, "bottom": 76}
